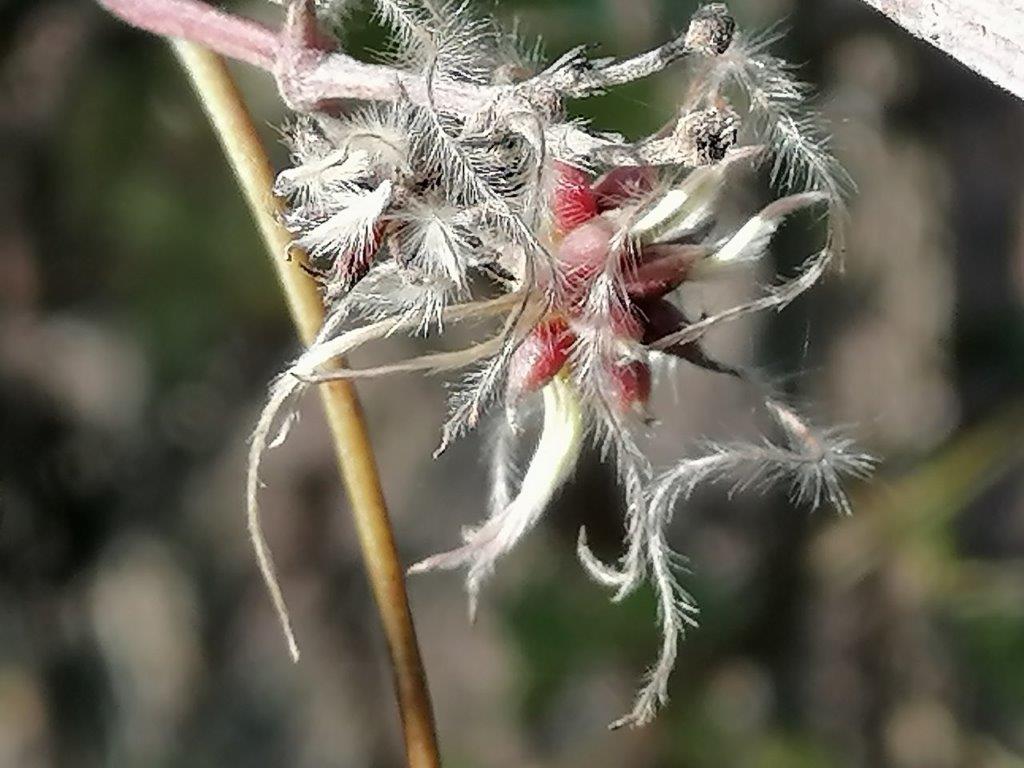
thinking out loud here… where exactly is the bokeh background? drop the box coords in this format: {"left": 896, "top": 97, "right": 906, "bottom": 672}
{"left": 3, "top": 0, "right": 1024, "bottom": 766}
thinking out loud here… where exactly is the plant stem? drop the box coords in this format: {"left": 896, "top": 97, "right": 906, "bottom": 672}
{"left": 100, "top": 0, "right": 279, "bottom": 69}
{"left": 170, "top": 41, "right": 441, "bottom": 768}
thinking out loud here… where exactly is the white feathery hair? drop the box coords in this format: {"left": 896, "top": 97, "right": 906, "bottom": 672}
{"left": 239, "top": 0, "right": 876, "bottom": 731}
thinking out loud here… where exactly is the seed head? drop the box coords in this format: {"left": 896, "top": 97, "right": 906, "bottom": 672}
{"left": 242, "top": 0, "right": 870, "bottom": 730}
{"left": 685, "top": 3, "right": 737, "bottom": 57}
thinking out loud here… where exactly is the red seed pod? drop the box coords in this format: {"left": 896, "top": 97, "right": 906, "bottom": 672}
{"left": 636, "top": 297, "right": 741, "bottom": 377}
{"left": 507, "top": 318, "right": 577, "bottom": 399}
{"left": 634, "top": 297, "right": 688, "bottom": 345}
{"left": 592, "top": 166, "right": 657, "bottom": 211}
{"left": 608, "top": 359, "right": 652, "bottom": 413}
{"left": 624, "top": 244, "right": 705, "bottom": 300}
{"left": 557, "top": 217, "right": 616, "bottom": 303}
{"left": 608, "top": 302, "right": 645, "bottom": 341}
{"left": 552, "top": 161, "right": 599, "bottom": 234}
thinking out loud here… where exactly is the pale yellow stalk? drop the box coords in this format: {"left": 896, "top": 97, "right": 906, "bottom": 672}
{"left": 170, "top": 41, "right": 441, "bottom": 768}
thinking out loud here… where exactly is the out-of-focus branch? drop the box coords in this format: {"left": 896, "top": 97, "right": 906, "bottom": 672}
{"left": 858, "top": 0, "right": 1024, "bottom": 101}
{"left": 98, "top": 0, "right": 279, "bottom": 68}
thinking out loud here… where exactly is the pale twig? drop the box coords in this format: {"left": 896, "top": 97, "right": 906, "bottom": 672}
{"left": 170, "top": 41, "right": 440, "bottom": 768}
{"left": 98, "top": 0, "right": 736, "bottom": 163}
{"left": 101, "top": 0, "right": 732, "bottom": 109}
{"left": 552, "top": 3, "right": 735, "bottom": 97}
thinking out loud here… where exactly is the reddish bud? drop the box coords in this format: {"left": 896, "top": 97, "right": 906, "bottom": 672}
{"left": 593, "top": 167, "right": 657, "bottom": 211}
{"left": 635, "top": 297, "right": 687, "bottom": 345}
{"left": 558, "top": 217, "right": 617, "bottom": 302}
{"left": 508, "top": 318, "right": 576, "bottom": 399}
{"left": 608, "top": 303, "right": 644, "bottom": 341}
{"left": 552, "top": 161, "right": 598, "bottom": 233}
{"left": 636, "top": 298, "right": 741, "bottom": 378}
{"left": 624, "top": 244, "right": 704, "bottom": 300}
{"left": 608, "top": 359, "right": 652, "bottom": 413}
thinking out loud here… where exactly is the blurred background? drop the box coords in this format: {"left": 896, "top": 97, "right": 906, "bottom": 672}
{"left": 2, "top": 0, "right": 1024, "bottom": 766}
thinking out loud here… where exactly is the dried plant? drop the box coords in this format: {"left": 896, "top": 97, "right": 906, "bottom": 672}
{"left": 99, "top": 0, "right": 875, "bottom": 730}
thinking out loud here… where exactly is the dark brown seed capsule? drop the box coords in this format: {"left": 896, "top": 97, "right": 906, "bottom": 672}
{"left": 685, "top": 4, "right": 736, "bottom": 57}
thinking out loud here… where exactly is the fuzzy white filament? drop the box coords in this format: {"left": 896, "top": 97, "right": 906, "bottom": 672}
{"left": 247, "top": 373, "right": 307, "bottom": 662}
{"left": 243, "top": 291, "right": 528, "bottom": 660}
{"left": 409, "top": 375, "right": 584, "bottom": 619}
{"left": 707, "top": 190, "right": 828, "bottom": 266}
{"left": 609, "top": 406, "right": 873, "bottom": 729}
{"left": 289, "top": 180, "right": 394, "bottom": 262}
{"left": 631, "top": 146, "right": 762, "bottom": 244}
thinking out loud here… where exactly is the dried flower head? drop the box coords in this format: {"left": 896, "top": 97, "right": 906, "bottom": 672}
{"left": 99, "top": 0, "right": 875, "bottom": 729}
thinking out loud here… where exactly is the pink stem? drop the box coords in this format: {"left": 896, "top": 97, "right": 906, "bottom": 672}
{"left": 94, "top": 0, "right": 495, "bottom": 112}
{"left": 97, "top": 0, "right": 279, "bottom": 71}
